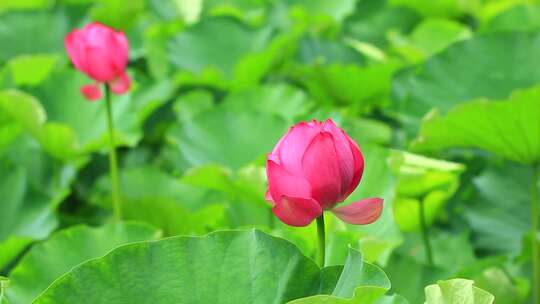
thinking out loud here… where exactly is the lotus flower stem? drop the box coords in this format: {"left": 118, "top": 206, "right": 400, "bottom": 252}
{"left": 104, "top": 85, "right": 122, "bottom": 221}
{"left": 316, "top": 214, "right": 326, "bottom": 267}
{"left": 532, "top": 163, "right": 539, "bottom": 304}
{"left": 419, "top": 200, "right": 434, "bottom": 265}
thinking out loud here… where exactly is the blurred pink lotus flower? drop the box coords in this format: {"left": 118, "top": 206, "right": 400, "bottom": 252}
{"left": 64, "top": 22, "right": 130, "bottom": 101}
{"left": 266, "top": 119, "right": 383, "bottom": 227}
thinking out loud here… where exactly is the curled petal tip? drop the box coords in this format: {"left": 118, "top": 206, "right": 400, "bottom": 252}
{"left": 272, "top": 196, "right": 322, "bottom": 227}
{"left": 109, "top": 73, "right": 131, "bottom": 94}
{"left": 331, "top": 198, "right": 383, "bottom": 225}
{"left": 80, "top": 83, "right": 102, "bottom": 101}
{"left": 265, "top": 189, "right": 274, "bottom": 205}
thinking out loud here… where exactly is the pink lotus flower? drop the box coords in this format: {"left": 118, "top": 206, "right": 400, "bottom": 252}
{"left": 64, "top": 22, "right": 131, "bottom": 101}
{"left": 266, "top": 119, "right": 383, "bottom": 227}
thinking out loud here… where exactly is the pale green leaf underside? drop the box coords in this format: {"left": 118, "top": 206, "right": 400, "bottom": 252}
{"left": 424, "top": 279, "right": 495, "bottom": 304}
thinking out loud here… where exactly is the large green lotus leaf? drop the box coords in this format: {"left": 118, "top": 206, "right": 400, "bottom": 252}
{"left": 168, "top": 17, "right": 272, "bottom": 80}
{"left": 389, "top": 18, "right": 471, "bottom": 63}
{"left": 5, "top": 55, "right": 59, "bottom": 87}
{"left": 147, "top": 0, "right": 187, "bottom": 21}
{"left": 392, "top": 31, "right": 540, "bottom": 125}
{"left": 221, "top": 84, "right": 311, "bottom": 123}
{"left": 463, "top": 161, "right": 531, "bottom": 254}
{"left": 412, "top": 86, "right": 540, "bottom": 164}
{"left": 6, "top": 222, "right": 161, "bottom": 304}
{"left": 388, "top": 0, "right": 473, "bottom": 18}
{"left": 338, "top": 117, "right": 393, "bottom": 146}
{"left": 482, "top": 3, "right": 540, "bottom": 33}
{"left": 232, "top": 30, "right": 301, "bottom": 90}
{"left": 344, "top": 0, "right": 420, "bottom": 48}
{"left": 29, "top": 70, "right": 174, "bottom": 154}
{"left": 90, "top": 0, "right": 145, "bottom": 30}
{"left": 0, "top": 0, "right": 51, "bottom": 12}
{"left": 90, "top": 166, "right": 227, "bottom": 236}
{"left": 0, "top": 90, "right": 78, "bottom": 160}
{"left": 0, "top": 135, "right": 77, "bottom": 269}
{"left": 33, "top": 230, "right": 389, "bottom": 303}
{"left": 167, "top": 105, "right": 287, "bottom": 170}
{"left": 202, "top": 0, "right": 266, "bottom": 25}
{"left": 288, "top": 61, "right": 400, "bottom": 109}
{"left": 295, "top": 36, "right": 365, "bottom": 66}
{"left": 424, "top": 279, "right": 495, "bottom": 304}
{"left": 0, "top": 10, "right": 68, "bottom": 62}
{"left": 171, "top": 22, "right": 297, "bottom": 91}
{"left": 172, "top": 90, "right": 215, "bottom": 122}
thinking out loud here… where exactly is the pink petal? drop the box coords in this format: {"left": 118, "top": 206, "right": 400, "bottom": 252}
{"left": 84, "top": 22, "right": 110, "bottom": 47}
{"left": 266, "top": 159, "right": 313, "bottom": 202}
{"left": 272, "top": 196, "right": 322, "bottom": 227}
{"left": 113, "top": 30, "right": 129, "bottom": 53}
{"left": 80, "top": 83, "right": 102, "bottom": 101}
{"left": 85, "top": 47, "right": 117, "bottom": 81}
{"left": 83, "top": 22, "right": 128, "bottom": 75}
{"left": 273, "top": 121, "right": 323, "bottom": 175}
{"left": 323, "top": 119, "right": 355, "bottom": 197}
{"left": 342, "top": 136, "right": 364, "bottom": 199}
{"left": 301, "top": 132, "right": 342, "bottom": 209}
{"left": 109, "top": 72, "right": 131, "bottom": 94}
{"left": 110, "top": 31, "right": 129, "bottom": 71}
{"left": 331, "top": 198, "right": 383, "bottom": 225}
{"left": 65, "top": 29, "right": 88, "bottom": 73}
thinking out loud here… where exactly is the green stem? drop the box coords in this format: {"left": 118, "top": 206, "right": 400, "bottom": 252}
{"left": 104, "top": 85, "right": 122, "bottom": 221}
{"left": 419, "top": 199, "right": 434, "bottom": 266}
{"left": 316, "top": 214, "right": 326, "bottom": 268}
{"left": 531, "top": 163, "right": 539, "bottom": 304}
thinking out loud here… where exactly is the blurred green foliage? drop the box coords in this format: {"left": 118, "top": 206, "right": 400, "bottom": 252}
{"left": 0, "top": 0, "right": 539, "bottom": 303}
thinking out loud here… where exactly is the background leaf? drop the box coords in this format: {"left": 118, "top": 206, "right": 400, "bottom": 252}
{"left": 392, "top": 31, "right": 540, "bottom": 128}
{"left": 412, "top": 86, "right": 540, "bottom": 164}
